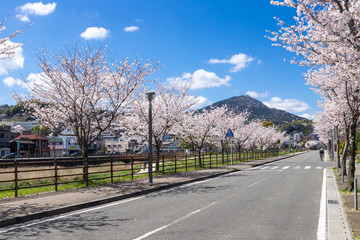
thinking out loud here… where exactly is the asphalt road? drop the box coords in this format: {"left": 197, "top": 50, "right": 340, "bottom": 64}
{"left": 0, "top": 151, "right": 330, "bottom": 240}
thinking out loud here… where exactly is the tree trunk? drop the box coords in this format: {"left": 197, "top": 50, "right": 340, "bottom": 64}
{"left": 198, "top": 150, "right": 202, "bottom": 167}
{"left": 336, "top": 128, "right": 341, "bottom": 169}
{"left": 82, "top": 145, "right": 89, "bottom": 182}
{"left": 347, "top": 123, "right": 356, "bottom": 191}
{"left": 221, "top": 148, "right": 224, "bottom": 164}
{"left": 156, "top": 146, "right": 161, "bottom": 172}
{"left": 341, "top": 128, "right": 349, "bottom": 176}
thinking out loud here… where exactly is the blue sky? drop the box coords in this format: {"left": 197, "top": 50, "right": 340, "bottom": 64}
{"left": 0, "top": 1, "right": 318, "bottom": 119}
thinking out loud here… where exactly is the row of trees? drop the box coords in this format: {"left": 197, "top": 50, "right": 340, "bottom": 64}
{"left": 269, "top": 0, "right": 360, "bottom": 191}
{"left": 2, "top": 15, "right": 287, "bottom": 172}
{"left": 12, "top": 45, "right": 288, "bottom": 170}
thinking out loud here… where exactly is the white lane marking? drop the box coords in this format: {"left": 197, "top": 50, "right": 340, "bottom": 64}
{"left": 317, "top": 169, "right": 326, "bottom": 240}
{"left": 316, "top": 166, "right": 322, "bottom": 170}
{"left": 282, "top": 166, "right": 290, "bottom": 170}
{"left": 0, "top": 196, "right": 146, "bottom": 234}
{"left": 247, "top": 178, "right": 267, "bottom": 188}
{"left": 133, "top": 202, "right": 217, "bottom": 240}
{"left": 271, "top": 166, "right": 279, "bottom": 170}
{"left": 260, "top": 166, "right": 269, "bottom": 170}
{"left": 305, "top": 166, "right": 311, "bottom": 169}
{"left": 293, "top": 166, "right": 300, "bottom": 169}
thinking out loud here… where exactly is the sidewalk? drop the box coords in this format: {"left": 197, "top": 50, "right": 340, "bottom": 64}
{"left": 326, "top": 167, "right": 353, "bottom": 240}
{"left": 0, "top": 153, "right": 302, "bottom": 228}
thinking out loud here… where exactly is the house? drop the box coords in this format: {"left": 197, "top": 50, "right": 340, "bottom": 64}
{"left": 11, "top": 134, "right": 50, "bottom": 157}
{"left": 48, "top": 137, "right": 65, "bottom": 157}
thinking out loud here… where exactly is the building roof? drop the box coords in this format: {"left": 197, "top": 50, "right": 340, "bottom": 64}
{"left": 14, "top": 134, "right": 48, "bottom": 141}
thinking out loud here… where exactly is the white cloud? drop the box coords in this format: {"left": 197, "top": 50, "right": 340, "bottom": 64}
{"left": 209, "top": 53, "right": 254, "bottom": 72}
{"left": 300, "top": 113, "right": 315, "bottom": 120}
{"left": 167, "top": 69, "right": 231, "bottom": 90}
{"left": 3, "top": 72, "right": 49, "bottom": 90}
{"left": 192, "top": 96, "right": 212, "bottom": 109}
{"left": 80, "top": 27, "right": 110, "bottom": 40}
{"left": 124, "top": 26, "right": 140, "bottom": 32}
{"left": 246, "top": 90, "right": 269, "bottom": 98}
{"left": 0, "top": 41, "right": 24, "bottom": 75}
{"left": 3, "top": 77, "right": 25, "bottom": 88}
{"left": 16, "top": 2, "right": 56, "bottom": 22}
{"left": 263, "top": 97, "right": 310, "bottom": 113}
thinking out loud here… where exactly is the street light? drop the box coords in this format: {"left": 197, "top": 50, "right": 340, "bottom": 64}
{"left": 146, "top": 91, "right": 155, "bottom": 186}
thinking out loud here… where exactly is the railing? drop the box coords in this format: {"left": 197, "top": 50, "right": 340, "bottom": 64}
{"left": 0, "top": 149, "right": 288, "bottom": 197}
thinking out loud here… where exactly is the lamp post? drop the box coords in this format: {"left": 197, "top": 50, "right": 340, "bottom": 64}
{"left": 146, "top": 91, "right": 155, "bottom": 186}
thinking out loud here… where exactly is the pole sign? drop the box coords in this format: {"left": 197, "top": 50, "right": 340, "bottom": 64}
{"left": 226, "top": 128, "right": 234, "bottom": 169}
{"left": 226, "top": 128, "right": 234, "bottom": 138}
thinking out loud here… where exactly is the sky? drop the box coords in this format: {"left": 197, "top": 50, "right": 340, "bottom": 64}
{"left": 0, "top": 0, "right": 320, "bottom": 119}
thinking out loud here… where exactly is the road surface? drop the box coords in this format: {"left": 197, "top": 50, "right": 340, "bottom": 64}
{"left": 0, "top": 151, "right": 330, "bottom": 240}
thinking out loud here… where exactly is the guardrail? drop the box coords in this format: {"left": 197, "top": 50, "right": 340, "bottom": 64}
{"left": 0, "top": 149, "right": 286, "bottom": 197}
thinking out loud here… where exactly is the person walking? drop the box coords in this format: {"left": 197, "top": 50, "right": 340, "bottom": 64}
{"left": 319, "top": 148, "right": 324, "bottom": 161}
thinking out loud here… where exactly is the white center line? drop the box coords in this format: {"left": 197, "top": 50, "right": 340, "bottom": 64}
{"left": 305, "top": 166, "right": 311, "bottom": 169}
{"left": 133, "top": 202, "right": 217, "bottom": 240}
{"left": 293, "top": 166, "right": 300, "bottom": 169}
{"left": 271, "top": 166, "right": 279, "bottom": 169}
{"left": 261, "top": 166, "right": 269, "bottom": 170}
{"left": 282, "top": 166, "right": 290, "bottom": 170}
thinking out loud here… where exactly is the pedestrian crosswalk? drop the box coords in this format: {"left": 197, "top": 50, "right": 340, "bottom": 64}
{"left": 251, "top": 165, "right": 323, "bottom": 171}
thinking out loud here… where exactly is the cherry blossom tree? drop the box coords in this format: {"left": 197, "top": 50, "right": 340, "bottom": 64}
{"left": 233, "top": 119, "right": 260, "bottom": 153}
{"left": 126, "top": 83, "right": 195, "bottom": 171}
{"left": 212, "top": 109, "right": 249, "bottom": 163}
{"left": 269, "top": 0, "right": 360, "bottom": 191}
{"left": 15, "top": 45, "right": 157, "bottom": 159}
{"left": 175, "top": 106, "right": 227, "bottom": 167}
{"left": 0, "top": 16, "right": 24, "bottom": 58}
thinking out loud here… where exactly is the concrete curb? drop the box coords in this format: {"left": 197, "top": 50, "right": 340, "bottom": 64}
{"left": 0, "top": 152, "right": 305, "bottom": 228}
{"left": 327, "top": 168, "right": 353, "bottom": 240}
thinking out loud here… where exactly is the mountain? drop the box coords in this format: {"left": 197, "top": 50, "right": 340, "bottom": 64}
{"left": 201, "top": 95, "right": 306, "bottom": 126}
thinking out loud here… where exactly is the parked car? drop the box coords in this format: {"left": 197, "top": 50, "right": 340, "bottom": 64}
{"left": 70, "top": 152, "right": 82, "bottom": 157}
{"left": 2, "top": 152, "right": 19, "bottom": 159}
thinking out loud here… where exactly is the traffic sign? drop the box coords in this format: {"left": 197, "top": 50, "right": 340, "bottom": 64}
{"left": 226, "top": 128, "right": 234, "bottom": 138}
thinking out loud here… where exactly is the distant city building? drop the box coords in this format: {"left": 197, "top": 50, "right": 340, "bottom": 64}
{"left": 0, "top": 121, "right": 40, "bottom": 132}
{"left": 102, "top": 138, "right": 136, "bottom": 154}
{"left": 0, "top": 125, "right": 12, "bottom": 157}
{"left": 308, "top": 133, "right": 319, "bottom": 140}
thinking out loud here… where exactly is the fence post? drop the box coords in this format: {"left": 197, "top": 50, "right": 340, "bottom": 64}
{"left": 110, "top": 156, "right": 114, "bottom": 184}
{"left": 14, "top": 160, "right": 18, "bottom": 197}
{"left": 185, "top": 154, "right": 188, "bottom": 172}
{"left": 85, "top": 158, "right": 89, "bottom": 187}
{"left": 131, "top": 157, "right": 134, "bottom": 180}
{"left": 174, "top": 155, "right": 177, "bottom": 173}
{"left": 162, "top": 155, "right": 165, "bottom": 175}
{"left": 355, "top": 178, "right": 358, "bottom": 210}
{"left": 54, "top": 159, "right": 58, "bottom": 192}
{"left": 216, "top": 153, "right": 218, "bottom": 166}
